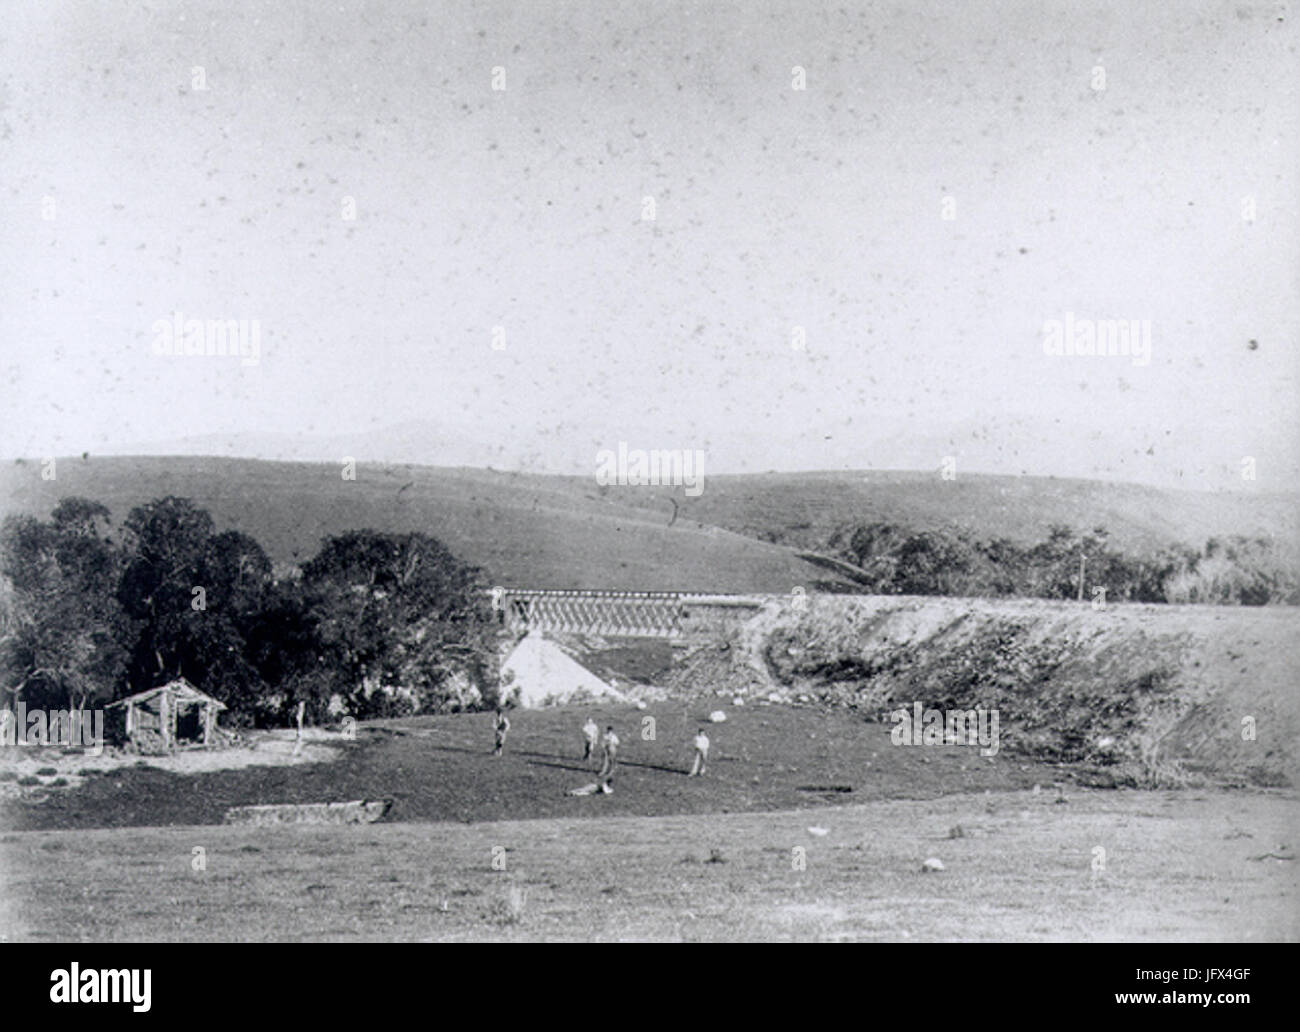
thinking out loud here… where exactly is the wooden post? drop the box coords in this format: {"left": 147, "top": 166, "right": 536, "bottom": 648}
{"left": 166, "top": 689, "right": 176, "bottom": 752}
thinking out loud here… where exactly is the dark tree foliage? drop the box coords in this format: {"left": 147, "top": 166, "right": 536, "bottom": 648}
{"left": 0, "top": 499, "right": 130, "bottom": 711}
{"left": 4, "top": 496, "right": 498, "bottom": 726}
{"left": 116, "top": 497, "right": 275, "bottom": 719}
{"left": 299, "top": 529, "right": 495, "bottom": 719}
{"left": 832, "top": 520, "right": 1297, "bottom": 605}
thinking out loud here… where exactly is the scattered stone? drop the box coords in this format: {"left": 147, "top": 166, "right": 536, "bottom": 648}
{"left": 807, "top": 826, "right": 829, "bottom": 837}
{"left": 921, "top": 857, "right": 946, "bottom": 872}
{"left": 732, "top": 697, "right": 745, "bottom": 707}
{"left": 709, "top": 710, "right": 727, "bottom": 723}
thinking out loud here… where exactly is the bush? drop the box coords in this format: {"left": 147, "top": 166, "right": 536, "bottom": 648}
{"left": 490, "top": 884, "right": 528, "bottom": 926}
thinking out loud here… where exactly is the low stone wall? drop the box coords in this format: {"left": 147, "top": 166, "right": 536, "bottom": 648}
{"left": 223, "top": 799, "right": 390, "bottom": 826}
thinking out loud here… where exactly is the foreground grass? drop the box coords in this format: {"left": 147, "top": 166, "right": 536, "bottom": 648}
{"left": 1, "top": 703, "right": 1055, "bottom": 831}
{"left": 2, "top": 788, "right": 1295, "bottom": 942}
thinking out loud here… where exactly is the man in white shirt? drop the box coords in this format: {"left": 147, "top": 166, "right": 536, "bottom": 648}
{"left": 688, "top": 729, "right": 710, "bottom": 777}
{"left": 582, "top": 716, "right": 599, "bottom": 762}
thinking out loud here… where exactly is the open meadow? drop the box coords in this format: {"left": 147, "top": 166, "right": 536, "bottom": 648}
{"left": 2, "top": 787, "right": 1295, "bottom": 942}
{"left": 2, "top": 703, "right": 1296, "bottom": 941}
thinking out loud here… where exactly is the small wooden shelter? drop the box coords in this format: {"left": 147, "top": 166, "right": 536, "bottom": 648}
{"left": 106, "top": 679, "right": 226, "bottom": 752}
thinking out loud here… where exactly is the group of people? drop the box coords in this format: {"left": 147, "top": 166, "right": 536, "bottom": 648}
{"left": 580, "top": 717, "right": 620, "bottom": 792}
{"left": 491, "top": 708, "right": 712, "bottom": 792}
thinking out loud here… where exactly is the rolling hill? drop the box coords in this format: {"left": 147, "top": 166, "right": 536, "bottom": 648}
{"left": 1, "top": 456, "right": 1295, "bottom": 590}
{"left": 587, "top": 470, "right": 1300, "bottom": 555}
{"left": 0, "top": 456, "right": 846, "bottom": 592}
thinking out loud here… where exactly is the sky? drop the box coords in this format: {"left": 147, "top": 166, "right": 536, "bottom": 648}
{"left": 2, "top": 0, "right": 1297, "bottom": 490}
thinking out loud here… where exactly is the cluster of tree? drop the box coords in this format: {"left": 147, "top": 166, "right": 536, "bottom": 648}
{"left": 828, "top": 522, "right": 1298, "bottom": 605}
{"left": 0, "top": 496, "right": 498, "bottom": 723}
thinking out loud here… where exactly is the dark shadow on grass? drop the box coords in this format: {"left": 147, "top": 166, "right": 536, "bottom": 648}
{"left": 420, "top": 744, "right": 496, "bottom": 756}
{"left": 525, "top": 758, "right": 599, "bottom": 774}
{"left": 520, "top": 749, "right": 685, "bottom": 777}
{"left": 611, "top": 759, "right": 688, "bottom": 775}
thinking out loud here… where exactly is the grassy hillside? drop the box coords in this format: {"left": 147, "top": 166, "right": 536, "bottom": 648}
{"left": 591, "top": 470, "right": 1300, "bottom": 555}
{"left": 3, "top": 456, "right": 1294, "bottom": 591}
{"left": 0, "top": 456, "right": 846, "bottom": 592}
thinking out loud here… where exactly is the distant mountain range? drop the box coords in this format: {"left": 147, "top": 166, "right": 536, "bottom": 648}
{"left": 83, "top": 412, "right": 1300, "bottom": 491}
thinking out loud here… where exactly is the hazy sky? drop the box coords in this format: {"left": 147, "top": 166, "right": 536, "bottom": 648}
{"left": 3, "top": 0, "right": 1297, "bottom": 489}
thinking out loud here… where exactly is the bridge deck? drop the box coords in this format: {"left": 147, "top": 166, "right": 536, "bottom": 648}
{"left": 491, "top": 589, "right": 765, "bottom": 639}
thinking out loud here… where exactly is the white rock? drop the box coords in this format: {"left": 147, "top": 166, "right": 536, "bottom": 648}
{"left": 634, "top": 700, "right": 648, "bottom": 710}
{"left": 807, "top": 826, "right": 829, "bottom": 837}
{"left": 732, "top": 697, "right": 745, "bottom": 707}
{"left": 709, "top": 710, "right": 727, "bottom": 723}
{"left": 921, "top": 857, "right": 945, "bottom": 872}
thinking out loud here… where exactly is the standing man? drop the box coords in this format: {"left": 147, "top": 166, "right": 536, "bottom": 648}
{"left": 688, "top": 728, "right": 710, "bottom": 777}
{"left": 598, "top": 725, "right": 620, "bottom": 793}
{"left": 292, "top": 699, "right": 306, "bottom": 757}
{"left": 493, "top": 707, "right": 510, "bottom": 756}
{"left": 581, "top": 716, "right": 599, "bottom": 762}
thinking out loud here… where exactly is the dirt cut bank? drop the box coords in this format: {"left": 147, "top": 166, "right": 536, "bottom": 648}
{"left": 663, "top": 595, "right": 1300, "bottom": 788}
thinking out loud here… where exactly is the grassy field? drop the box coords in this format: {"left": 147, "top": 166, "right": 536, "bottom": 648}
{"left": 2, "top": 702, "right": 1296, "bottom": 941}
{"left": 0, "top": 703, "right": 1056, "bottom": 831}
{"left": 2, "top": 788, "right": 1295, "bottom": 941}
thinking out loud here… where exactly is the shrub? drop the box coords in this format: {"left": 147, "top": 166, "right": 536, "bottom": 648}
{"left": 491, "top": 884, "right": 528, "bottom": 926}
